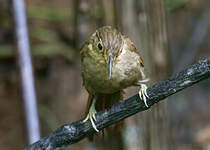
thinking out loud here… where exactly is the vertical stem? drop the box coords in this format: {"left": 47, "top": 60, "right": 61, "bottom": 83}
{"left": 141, "top": 0, "right": 171, "bottom": 150}
{"left": 12, "top": 0, "right": 40, "bottom": 144}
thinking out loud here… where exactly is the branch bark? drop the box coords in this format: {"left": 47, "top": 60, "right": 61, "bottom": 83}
{"left": 24, "top": 58, "right": 210, "bottom": 150}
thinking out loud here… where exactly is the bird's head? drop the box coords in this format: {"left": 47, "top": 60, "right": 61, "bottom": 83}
{"left": 84, "top": 26, "right": 123, "bottom": 79}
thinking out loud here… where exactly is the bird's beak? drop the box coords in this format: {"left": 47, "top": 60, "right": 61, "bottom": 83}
{"left": 108, "top": 53, "right": 113, "bottom": 79}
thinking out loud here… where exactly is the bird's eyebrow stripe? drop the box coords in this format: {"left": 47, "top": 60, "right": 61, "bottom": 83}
{"left": 96, "top": 31, "right": 101, "bottom": 41}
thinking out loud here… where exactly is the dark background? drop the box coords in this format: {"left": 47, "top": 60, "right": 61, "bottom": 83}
{"left": 0, "top": 0, "right": 210, "bottom": 149}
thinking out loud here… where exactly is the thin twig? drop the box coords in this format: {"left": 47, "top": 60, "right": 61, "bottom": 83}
{"left": 24, "top": 58, "right": 210, "bottom": 150}
{"left": 12, "top": 0, "right": 40, "bottom": 143}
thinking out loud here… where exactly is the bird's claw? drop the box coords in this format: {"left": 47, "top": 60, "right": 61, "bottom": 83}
{"left": 139, "top": 84, "right": 149, "bottom": 107}
{"left": 83, "top": 107, "right": 99, "bottom": 132}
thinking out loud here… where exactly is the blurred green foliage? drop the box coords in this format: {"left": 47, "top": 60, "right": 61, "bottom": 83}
{"left": 27, "top": 6, "right": 73, "bottom": 21}
{"left": 0, "top": 43, "right": 75, "bottom": 61}
{"left": 0, "top": 4, "right": 76, "bottom": 62}
{"left": 165, "top": 0, "right": 187, "bottom": 11}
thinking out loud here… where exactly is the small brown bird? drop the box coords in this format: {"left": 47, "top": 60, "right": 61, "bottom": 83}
{"left": 81, "top": 26, "right": 149, "bottom": 132}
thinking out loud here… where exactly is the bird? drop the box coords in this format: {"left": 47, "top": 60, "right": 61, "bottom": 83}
{"left": 80, "top": 26, "right": 149, "bottom": 133}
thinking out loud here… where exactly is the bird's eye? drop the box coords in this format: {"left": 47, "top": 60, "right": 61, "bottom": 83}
{"left": 97, "top": 43, "right": 103, "bottom": 50}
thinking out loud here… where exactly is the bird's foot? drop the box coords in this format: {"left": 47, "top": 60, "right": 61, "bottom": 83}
{"left": 83, "top": 105, "right": 99, "bottom": 132}
{"left": 139, "top": 84, "right": 149, "bottom": 107}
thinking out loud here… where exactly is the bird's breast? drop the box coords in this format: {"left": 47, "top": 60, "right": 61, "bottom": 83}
{"left": 81, "top": 49, "right": 142, "bottom": 94}
{"left": 111, "top": 48, "right": 142, "bottom": 88}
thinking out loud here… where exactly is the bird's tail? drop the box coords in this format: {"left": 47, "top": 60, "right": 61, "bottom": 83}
{"left": 85, "top": 90, "right": 125, "bottom": 141}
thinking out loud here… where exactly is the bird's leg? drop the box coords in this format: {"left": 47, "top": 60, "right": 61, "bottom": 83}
{"left": 83, "top": 96, "right": 99, "bottom": 132}
{"left": 137, "top": 79, "right": 149, "bottom": 107}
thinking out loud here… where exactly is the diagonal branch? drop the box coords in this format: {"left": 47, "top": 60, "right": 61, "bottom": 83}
{"left": 24, "top": 58, "right": 210, "bottom": 150}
